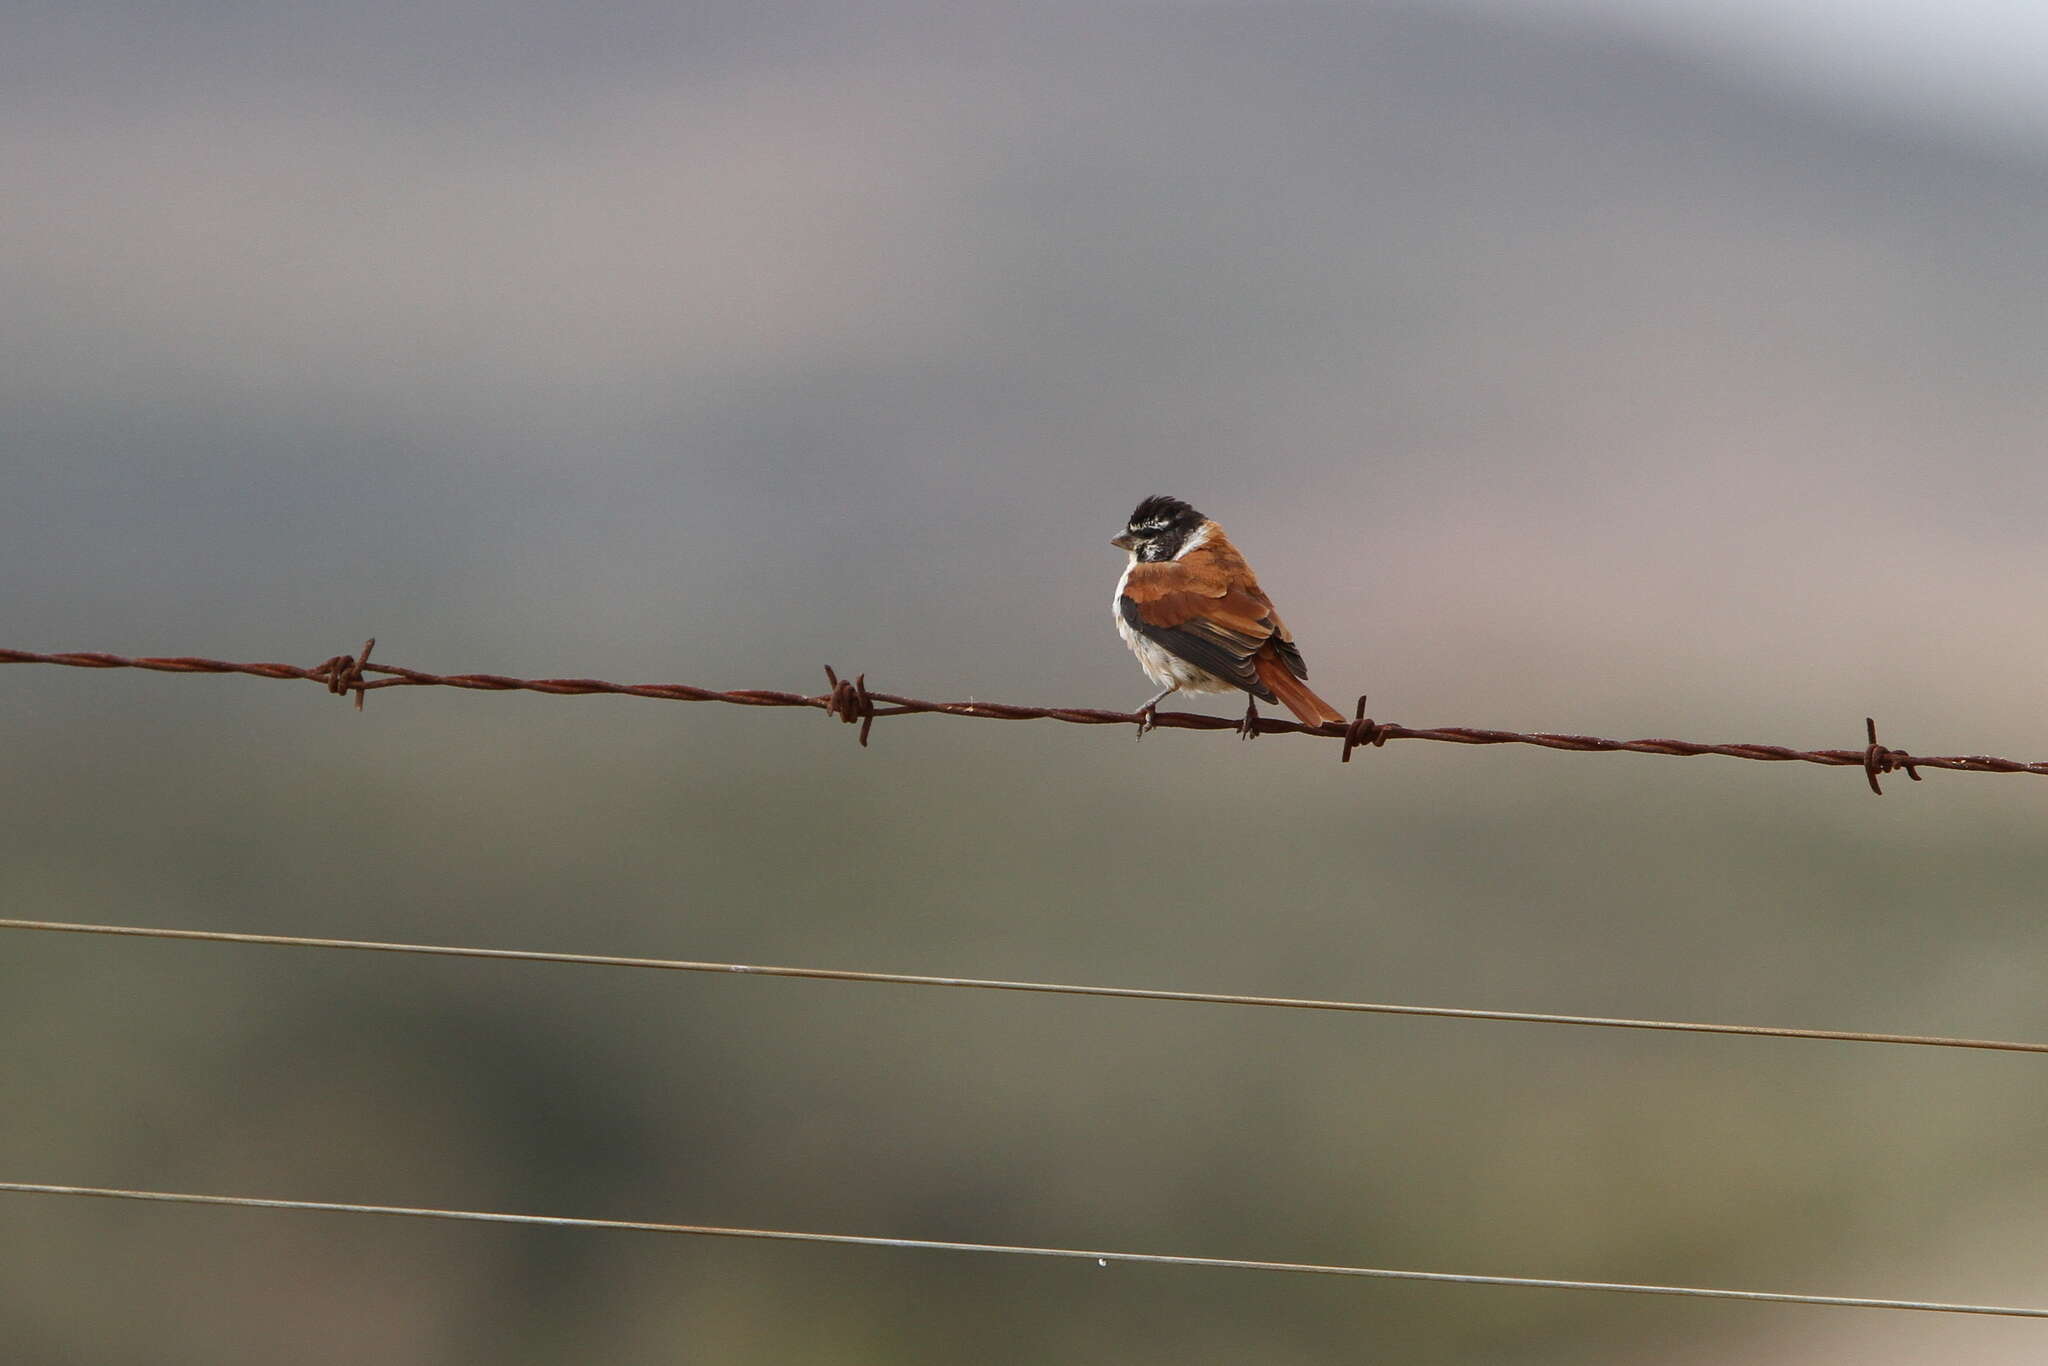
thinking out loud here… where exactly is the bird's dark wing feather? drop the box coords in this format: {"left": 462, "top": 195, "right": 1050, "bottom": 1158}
{"left": 1118, "top": 594, "right": 1273, "bottom": 697}
{"left": 1266, "top": 632, "right": 1310, "bottom": 681}
{"left": 1121, "top": 553, "right": 1288, "bottom": 699}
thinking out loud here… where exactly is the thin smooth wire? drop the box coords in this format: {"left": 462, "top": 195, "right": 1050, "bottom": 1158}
{"left": 5, "top": 916, "right": 2043, "bottom": 1055}
{"left": 2, "top": 1182, "right": 2040, "bottom": 1318}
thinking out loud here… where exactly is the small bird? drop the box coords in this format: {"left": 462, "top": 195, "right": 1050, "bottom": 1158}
{"left": 1112, "top": 495, "right": 1345, "bottom": 733}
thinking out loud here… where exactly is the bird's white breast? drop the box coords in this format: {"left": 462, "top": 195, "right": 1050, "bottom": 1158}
{"left": 1113, "top": 555, "right": 1233, "bottom": 694}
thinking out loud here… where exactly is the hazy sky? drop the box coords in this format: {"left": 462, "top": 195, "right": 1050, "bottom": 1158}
{"left": 1495, "top": 0, "right": 2048, "bottom": 144}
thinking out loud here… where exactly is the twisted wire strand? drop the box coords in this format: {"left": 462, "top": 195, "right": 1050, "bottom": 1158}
{"left": 3, "top": 645, "right": 2039, "bottom": 789}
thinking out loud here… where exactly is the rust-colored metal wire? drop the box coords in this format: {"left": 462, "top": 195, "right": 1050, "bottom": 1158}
{"left": 4, "top": 642, "right": 2040, "bottom": 793}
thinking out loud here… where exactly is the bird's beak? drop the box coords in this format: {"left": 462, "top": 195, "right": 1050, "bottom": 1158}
{"left": 1110, "top": 532, "right": 1137, "bottom": 551}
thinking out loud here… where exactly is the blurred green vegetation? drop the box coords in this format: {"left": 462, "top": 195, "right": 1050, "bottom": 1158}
{"left": 5, "top": 673, "right": 2046, "bottom": 1363}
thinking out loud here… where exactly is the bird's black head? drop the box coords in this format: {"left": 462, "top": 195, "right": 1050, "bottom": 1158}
{"left": 1113, "top": 496, "right": 1206, "bottom": 562}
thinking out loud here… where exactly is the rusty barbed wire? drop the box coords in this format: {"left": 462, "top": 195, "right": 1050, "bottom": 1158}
{"left": 6, "top": 643, "right": 2046, "bottom": 793}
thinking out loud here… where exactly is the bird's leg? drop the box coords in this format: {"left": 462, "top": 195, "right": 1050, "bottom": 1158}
{"left": 1135, "top": 685, "right": 1176, "bottom": 737}
{"left": 1239, "top": 693, "right": 1262, "bottom": 740}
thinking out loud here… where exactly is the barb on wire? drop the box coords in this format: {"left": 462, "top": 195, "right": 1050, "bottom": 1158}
{"left": 4, "top": 1182, "right": 2043, "bottom": 1319}
{"left": 5, "top": 917, "right": 2044, "bottom": 1056}
{"left": 313, "top": 636, "right": 376, "bottom": 711}
{"left": 6, "top": 645, "right": 2046, "bottom": 790}
{"left": 822, "top": 665, "right": 876, "bottom": 747}
{"left": 1341, "top": 693, "right": 1396, "bottom": 762}
{"left": 1863, "top": 716, "right": 1923, "bottom": 796}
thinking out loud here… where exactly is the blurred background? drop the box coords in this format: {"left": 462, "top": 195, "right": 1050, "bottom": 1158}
{"left": 5, "top": 2, "right": 2048, "bottom": 1361}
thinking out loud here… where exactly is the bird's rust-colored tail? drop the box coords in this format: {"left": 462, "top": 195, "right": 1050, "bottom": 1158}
{"left": 1253, "top": 652, "right": 1345, "bottom": 726}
